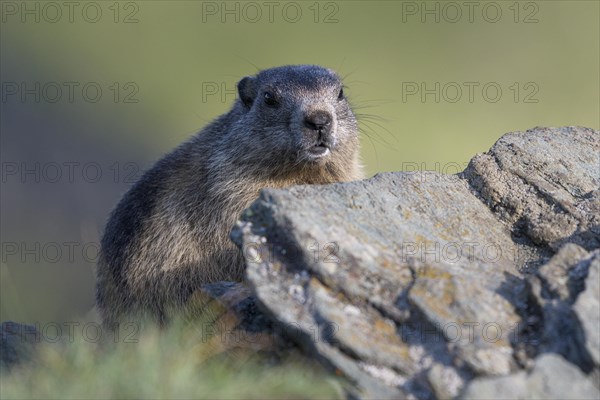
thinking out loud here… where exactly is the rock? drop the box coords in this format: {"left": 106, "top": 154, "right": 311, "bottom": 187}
{"left": 461, "top": 353, "right": 600, "bottom": 399}
{"left": 533, "top": 243, "right": 591, "bottom": 302}
{"left": 462, "top": 126, "right": 599, "bottom": 252}
{"left": 232, "top": 126, "right": 600, "bottom": 398}
{"left": 0, "top": 321, "right": 40, "bottom": 371}
{"left": 427, "top": 363, "right": 465, "bottom": 399}
{"left": 528, "top": 245, "right": 599, "bottom": 370}
{"left": 574, "top": 254, "right": 600, "bottom": 367}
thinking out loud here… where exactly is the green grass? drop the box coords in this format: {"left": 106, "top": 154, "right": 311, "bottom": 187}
{"left": 0, "top": 321, "right": 342, "bottom": 399}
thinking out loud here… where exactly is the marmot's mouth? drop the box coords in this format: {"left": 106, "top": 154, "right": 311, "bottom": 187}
{"left": 307, "top": 144, "right": 330, "bottom": 158}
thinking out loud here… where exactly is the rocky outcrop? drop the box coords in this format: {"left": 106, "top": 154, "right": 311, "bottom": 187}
{"left": 232, "top": 126, "right": 599, "bottom": 399}
{"left": 463, "top": 127, "right": 599, "bottom": 252}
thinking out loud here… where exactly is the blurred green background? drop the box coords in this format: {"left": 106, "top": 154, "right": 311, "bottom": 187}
{"left": 1, "top": 0, "right": 598, "bottom": 324}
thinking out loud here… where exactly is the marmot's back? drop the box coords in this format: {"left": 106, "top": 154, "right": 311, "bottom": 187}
{"left": 96, "top": 65, "right": 364, "bottom": 328}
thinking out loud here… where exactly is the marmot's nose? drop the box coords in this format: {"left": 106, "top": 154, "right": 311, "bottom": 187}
{"left": 304, "top": 110, "right": 332, "bottom": 133}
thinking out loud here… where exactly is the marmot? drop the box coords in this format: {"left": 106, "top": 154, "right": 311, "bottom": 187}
{"left": 96, "top": 65, "right": 363, "bottom": 328}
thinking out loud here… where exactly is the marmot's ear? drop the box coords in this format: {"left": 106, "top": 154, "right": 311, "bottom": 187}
{"left": 237, "top": 76, "right": 256, "bottom": 108}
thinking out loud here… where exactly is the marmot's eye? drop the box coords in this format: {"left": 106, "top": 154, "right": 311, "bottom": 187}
{"left": 264, "top": 92, "right": 277, "bottom": 106}
{"left": 338, "top": 88, "right": 344, "bottom": 100}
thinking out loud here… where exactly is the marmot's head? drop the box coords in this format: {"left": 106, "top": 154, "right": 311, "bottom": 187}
{"left": 229, "top": 65, "right": 360, "bottom": 180}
